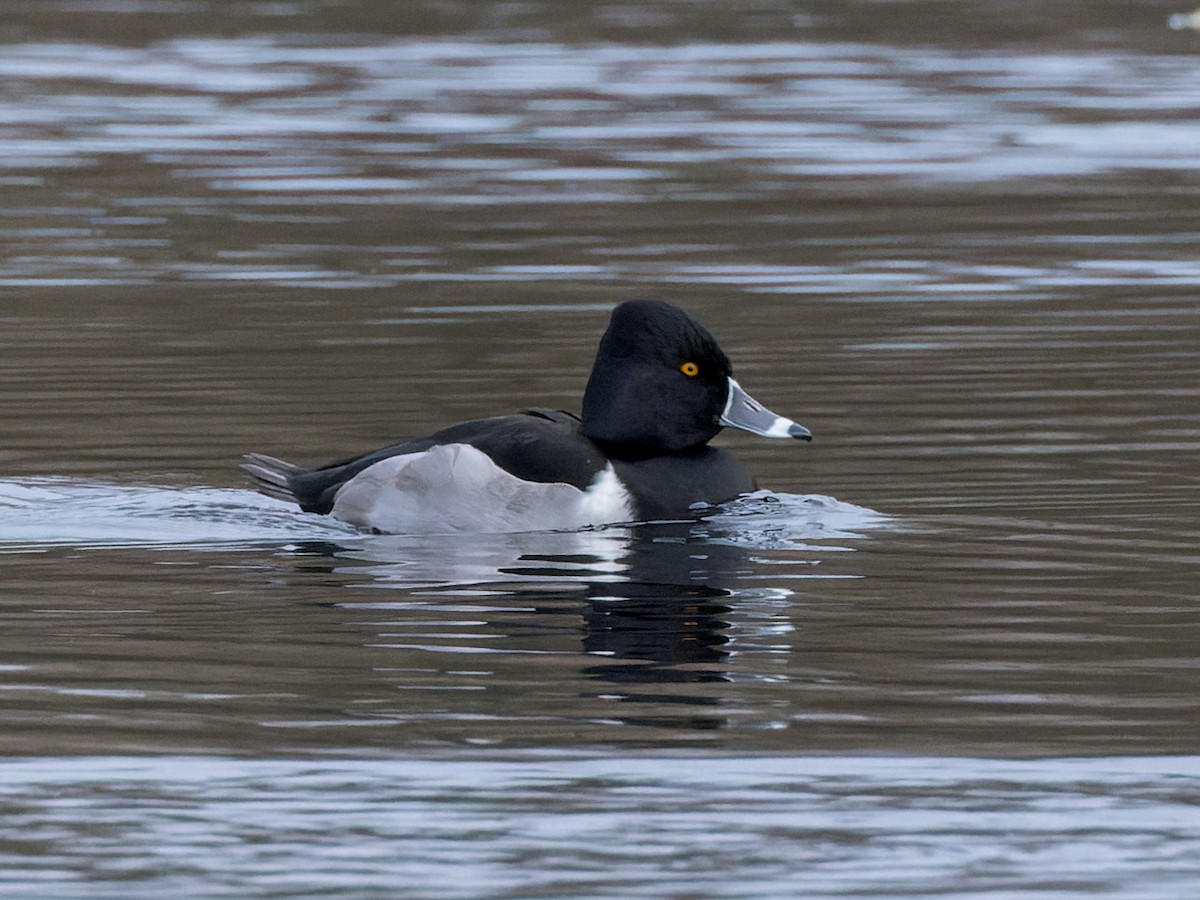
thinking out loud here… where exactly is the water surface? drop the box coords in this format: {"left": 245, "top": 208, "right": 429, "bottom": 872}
{"left": 2, "top": 1, "right": 1200, "bottom": 896}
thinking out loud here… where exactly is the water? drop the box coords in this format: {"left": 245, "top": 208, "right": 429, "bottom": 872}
{"left": 2, "top": 1, "right": 1200, "bottom": 896}
{"left": 4, "top": 754, "right": 1200, "bottom": 899}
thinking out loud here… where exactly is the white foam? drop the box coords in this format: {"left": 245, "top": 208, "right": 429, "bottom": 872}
{"left": 697, "top": 490, "right": 896, "bottom": 549}
{"left": 0, "top": 477, "right": 356, "bottom": 550}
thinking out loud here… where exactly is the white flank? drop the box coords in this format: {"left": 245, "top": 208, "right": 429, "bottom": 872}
{"left": 330, "top": 443, "right": 633, "bottom": 534}
{"left": 577, "top": 464, "right": 635, "bottom": 525}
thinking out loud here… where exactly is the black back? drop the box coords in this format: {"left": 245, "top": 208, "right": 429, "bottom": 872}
{"left": 287, "top": 409, "right": 607, "bottom": 514}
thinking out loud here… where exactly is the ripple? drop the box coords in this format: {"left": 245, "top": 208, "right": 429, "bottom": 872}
{"left": 1, "top": 38, "right": 1196, "bottom": 188}
{"left": 2, "top": 753, "right": 1199, "bottom": 900}
{"left": 0, "top": 479, "right": 889, "bottom": 565}
{"left": 0, "top": 478, "right": 357, "bottom": 550}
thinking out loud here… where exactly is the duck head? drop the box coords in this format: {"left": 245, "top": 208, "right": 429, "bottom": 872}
{"left": 580, "top": 299, "right": 811, "bottom": 456}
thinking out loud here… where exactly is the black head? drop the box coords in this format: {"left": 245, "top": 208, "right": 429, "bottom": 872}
{"left": 580, "top": 300, "right": 734, "bottom": 455}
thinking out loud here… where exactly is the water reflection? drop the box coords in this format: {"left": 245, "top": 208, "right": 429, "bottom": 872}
{"left": 579, "top": 584, "right": 734, "bottom": 728}
{"left": 278, "top": 499, "right": 871, "bottom": 720}
{"left": 4, "top": 36, "right": 1200, "bottom": 290}
{"left": 0, "top": 477, "right": 883, "bottom": 740}
{"left": 326, "top": 532, "right": 761, "bottom": 729}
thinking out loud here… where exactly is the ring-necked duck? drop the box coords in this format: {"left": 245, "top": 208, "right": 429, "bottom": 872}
{"left": 242, "top": 299, "right": 810, "bottom": 533}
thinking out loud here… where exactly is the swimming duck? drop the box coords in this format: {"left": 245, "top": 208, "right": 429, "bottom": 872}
{"left": 242, "top": 299, "right": 810, "bottom": 533}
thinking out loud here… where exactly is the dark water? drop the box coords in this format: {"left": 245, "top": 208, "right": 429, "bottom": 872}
{"left": 2, "top": 1, "right": 1200, "bottom": 896}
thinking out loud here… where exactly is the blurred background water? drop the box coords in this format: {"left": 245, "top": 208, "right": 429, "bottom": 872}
{"left": 2, "top": 1, "right": 1200, "bottom": 897}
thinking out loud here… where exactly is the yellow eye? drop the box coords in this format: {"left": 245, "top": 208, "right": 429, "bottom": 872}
{"left": 680, "top": 361, "right": 699, "bottom": 377}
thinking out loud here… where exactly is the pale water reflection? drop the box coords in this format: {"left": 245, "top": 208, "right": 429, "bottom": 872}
{"left": 3, "top": 753, "right": 1200, "bottom": 900}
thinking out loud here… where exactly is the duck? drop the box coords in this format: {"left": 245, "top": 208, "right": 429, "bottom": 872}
{"left": 241, "top": 299, "right": 811, "bottom": 533}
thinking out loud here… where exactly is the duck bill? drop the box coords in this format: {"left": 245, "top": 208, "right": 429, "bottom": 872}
{"left": 719, "top": 378, "right": 812, "bottom": 440}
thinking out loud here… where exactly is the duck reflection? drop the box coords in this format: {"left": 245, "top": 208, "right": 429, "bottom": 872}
{"left": 581, "top": 582, "right": 731, "bottom": 673}
{"left": 289, "top": 518, "right": 763, "bottom": 695}
{"left": 265, "top": 493, "right": 889, "bottom": 740}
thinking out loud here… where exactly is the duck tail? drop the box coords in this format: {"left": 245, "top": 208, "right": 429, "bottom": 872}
{"left": 241, "top": 453, "right": 302, "bottom": 504}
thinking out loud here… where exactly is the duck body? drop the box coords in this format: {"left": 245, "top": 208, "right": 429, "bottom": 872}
{"left": 244, "top": 407, "right": 754, "bottom": 532}
{"left": 242, "top": 300, "right": 809, "bottom": 533}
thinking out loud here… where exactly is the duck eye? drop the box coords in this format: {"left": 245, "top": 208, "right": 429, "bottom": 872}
{"left": 679, "top": 361, "right": 699, "bottom": 377}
